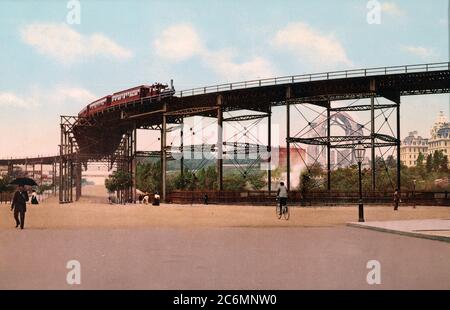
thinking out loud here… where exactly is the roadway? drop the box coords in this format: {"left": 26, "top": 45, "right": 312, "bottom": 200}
{"left": 1, "top": 226, "right": 449, "bottom": 289}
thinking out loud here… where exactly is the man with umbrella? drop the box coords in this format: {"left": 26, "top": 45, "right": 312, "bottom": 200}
{"left": 10, "top": 178, "right": 36, "bottom": 229}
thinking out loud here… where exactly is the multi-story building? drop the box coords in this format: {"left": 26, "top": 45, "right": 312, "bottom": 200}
{"left": 428, "top": 111, "right": 450, "bottom": 160}
{"left": 400, "top": 131, "right": 428, "bottom": 167}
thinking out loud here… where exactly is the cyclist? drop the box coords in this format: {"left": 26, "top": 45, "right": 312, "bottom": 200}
{"left": 277, "top": 182, "right": 288, "bottom": 215}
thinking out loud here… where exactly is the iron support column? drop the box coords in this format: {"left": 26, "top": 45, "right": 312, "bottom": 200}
{"left": 327, "top": 102, "right": 331, "bottom": 192}
{"left": 132, "top": 124, "right": 137, "bottom": 203}
{"left": 40, "top": 162, "right": 43, "bottom": 186}
{"left": 180, "top": 117, "right": 184, "bottom": 178}
{"left": 161, "top": 103, "right": 167, "bottom": 201}
{"left": 371, "top": 96, "right": 376, "bottom": 192}
{"left": 59, "top": 124, "right": 63, "bottom": 203}
{"left": 75, "top": 160, "right": 81, "bottom": 201}
{"left": 267, "top": 105, "right": 272, "bottom": 192}
{"left": 53, "top": 160, "right": 57, "bottom": 196}
{"left": 217, "top": 95, "right": 223, "bottom": 191}
{"left": 69, "top": 141, "right": 73, "bottom": 203}
{"left": 286, "top": 87, "right": 292, "bottom": 191}
{"left": 396, "top": 100, "right": 401, "bottom": 192}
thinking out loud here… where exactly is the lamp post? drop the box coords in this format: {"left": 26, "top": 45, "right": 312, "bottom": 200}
{"left": 354, "top": 142, "right": 366, "bottom": 222}
{"left": 413, "top": 179, "right": 416, "bottom": 209}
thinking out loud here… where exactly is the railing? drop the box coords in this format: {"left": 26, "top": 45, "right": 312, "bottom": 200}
{"left": 0, "top": 154, "right": 58, "bottom": 163}
{"left": 176, "top": 62, "right": 450, "bottom": 98}
{"left": 0, "top": 192, "right": 13, "bottom": 204}
{"left": 167, "top": 190, "right": 450, "bottom": 206}
{"left": 0, "top": 191, "right": 55, "bottom": 204}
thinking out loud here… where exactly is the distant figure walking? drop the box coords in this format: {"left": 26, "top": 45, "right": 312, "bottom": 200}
{"left": 277, "top": 182, "right": 288, "bottom": 215}
{"left": 31, "top": 190, "right": 39, "bottom": 205}
{"left": 143, "top": 193, "right": 150, "bottom": 205}
{"left": 11, "top": 185, "right": 29, "bottom": 229}
{"left": 393, "top": 189, "right": 401, "bottom": 211}
{"left": 152, "top": 192, "right": 161, "bottom": 206}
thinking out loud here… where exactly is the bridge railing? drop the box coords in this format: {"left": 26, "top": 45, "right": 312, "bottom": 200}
{"left": 176, "top": 62, "right": 450, "bottom": 98}
{"left": 0, "top": 154, "right": 58, "bottom": 162}
{"left": 167, "top": 190, "right": 450, "bottom": 206}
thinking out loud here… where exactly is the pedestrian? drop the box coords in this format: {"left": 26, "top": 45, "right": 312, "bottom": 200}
{"left": 204, "top": 194, "right": 208, "bottom": 205}
{"left": 393, "top": 188, "right": 401, "bottom": 211}
{"left": 143, "top": 193, "right": 149, "bottom": 205}
{"left": 31, "top": 190, "right": 39, "bottom": 205}
{"left": 276, "top": 182, "right": 288, "bottom": 215}
{"left": 152, "top": 192, "right": 160, "bottom": 206}
{"left": 10, "top": 184, "right": 29, "bottom": 229}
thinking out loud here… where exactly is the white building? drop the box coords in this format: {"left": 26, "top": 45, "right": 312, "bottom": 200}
{"left": 400, "top": 131, "right": 428, "bottom": 167}
{"left": 428, "top": 111, "right": 450, "bottom": 160}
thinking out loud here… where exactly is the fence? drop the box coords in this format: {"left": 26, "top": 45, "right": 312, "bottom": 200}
{"left": 0, "top": 192, "right": 13, "bottom": 204}
{"left": 167, "top": 190, "right": 450, "bottom": 206}
{"left": 0, "top": 190, "right": 55, "bottom": 204}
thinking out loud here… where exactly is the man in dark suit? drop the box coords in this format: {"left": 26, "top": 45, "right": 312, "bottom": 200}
{"left": 11, "top": 185, "right": 29, "bottom": 229}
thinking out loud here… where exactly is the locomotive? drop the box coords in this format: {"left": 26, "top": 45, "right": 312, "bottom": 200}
{"left": 78, "top": 82, "right": 174, "bottom": 118}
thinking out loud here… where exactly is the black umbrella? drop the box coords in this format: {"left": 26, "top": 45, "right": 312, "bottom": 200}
{"left": 10, "top": 177, "right": 38, "bottom": 186}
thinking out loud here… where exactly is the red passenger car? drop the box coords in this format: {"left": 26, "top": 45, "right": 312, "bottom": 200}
{"left": 111, "top": 85, "right": 151, "bottom": 107}
{"left": 78, "top": 96, "right": 111, "bottom": 117}
{"left": 89, "top": 95, "right": 112, "bottom": 114}
{"left": 78, "top": 82, "right": 174, "bottom": 118}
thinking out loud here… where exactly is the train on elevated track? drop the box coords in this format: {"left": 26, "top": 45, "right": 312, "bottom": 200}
{"left": 78, "top": 82, "right": 175, "bottom": 118}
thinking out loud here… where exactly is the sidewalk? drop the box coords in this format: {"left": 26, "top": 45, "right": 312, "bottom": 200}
{"left": 348, "top": 219, "right": 450, "bottom": 243}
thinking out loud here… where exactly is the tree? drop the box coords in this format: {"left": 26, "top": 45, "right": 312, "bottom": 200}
{"left": 416, "top": 152, "right": 425, "bottom": 168}
{"left": 433, "top": 150, "right": 444, "bottom": 172}
{"left": 0, "top": 175, "right": 14, "bottom": 192}
{"left": 105, "top": 170, "right": 132, "bottom": 193}
{"left": 385, "top": 155, "right": 396, "bottom": 169}
{"left": 104, "top": 177, "right": 117, "bottom": 193}
{"left": 440, "top": 155, "right": 449, "bottom": 172}
{"left": 223, "top": 172, "right": 247, "bottom": 191}
{"left": 300, "top": 163, "right": 325, "bottom": 193}
{"left": 196, "top": 167, "right": 218, "bottom": 190}
{"left": 246, "top": 170, "right": 266, "bottom": 190}
{"left": 136, "top": 161, "right": 161, "bottom": 193}
{"left": 426, "top": 153, "right": 433, "bottom": 173}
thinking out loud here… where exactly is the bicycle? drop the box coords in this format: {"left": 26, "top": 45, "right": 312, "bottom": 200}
{"left": 276, "top": 197, "right": 290, "bottom": 220}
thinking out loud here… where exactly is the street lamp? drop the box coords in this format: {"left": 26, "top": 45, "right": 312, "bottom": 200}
{"left": 413, "top": 179, "right": 417, "bottom": 209}
{"left": 354, "top": 142, "right": 366, "bottom": 222}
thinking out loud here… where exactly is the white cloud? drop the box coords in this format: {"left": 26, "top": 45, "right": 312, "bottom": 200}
{"left": 21, "top": 23, "right": 132, "bottom": 65}
{"left": 153, "top": 24, "right": 275, "bottom": 80}
{"left": 204, "top": 50, "right": 274, "bottom": 81}
{"left": 402, "top": 45, "right": 436, "bottom": 60}
{"left": 381, "top": 2, "right": 405, "bottom": 16}
{"left": 154, "top": 24, "right": 204, "bottom": 61}
{"left": 272, "top": 22, "right": 352, "bottom": 68}
{"left": 0, "top": 92, "right": 32, "bottom": 108}
{"left": 0, "top": 86, "right": 96, "bottom": 109}
{"left": 48, "top": 86, "right": 96, "bottom": 104}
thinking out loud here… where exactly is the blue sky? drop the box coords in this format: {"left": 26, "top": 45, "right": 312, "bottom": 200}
{"left": 0, "top": 0, "right": 449, "bottom": 157}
